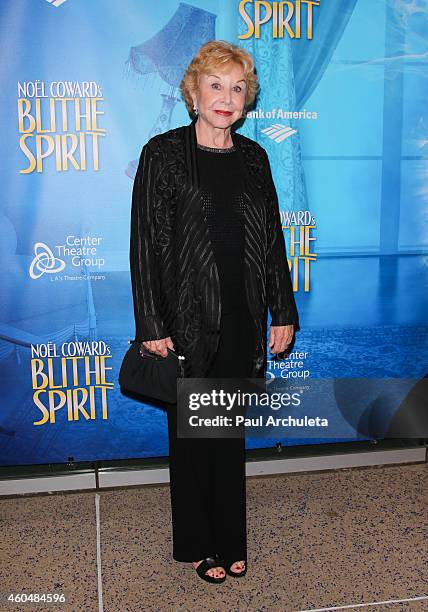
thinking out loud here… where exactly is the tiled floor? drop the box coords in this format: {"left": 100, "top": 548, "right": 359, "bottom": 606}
{"left": 1, "top": 462, "right": 427, "bottom": 611}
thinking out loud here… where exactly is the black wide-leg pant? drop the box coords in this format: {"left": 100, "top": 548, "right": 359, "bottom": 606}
{"left": 167, "top": 309, "right": 256, "bottom": 562}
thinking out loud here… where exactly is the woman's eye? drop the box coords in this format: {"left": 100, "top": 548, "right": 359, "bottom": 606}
{"left": 234, "top": 85, "right": 242, "bottom": 93}
{"left": 211, "top": 82, "right": 221, "bottom": 90}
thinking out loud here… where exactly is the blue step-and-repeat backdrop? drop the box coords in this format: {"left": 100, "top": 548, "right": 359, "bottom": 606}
{"left": 0, "top": 0, "right": 427, "bottom": 466}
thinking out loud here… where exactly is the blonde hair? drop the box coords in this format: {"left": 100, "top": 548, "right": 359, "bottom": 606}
{"left": 180, "top": 40, "right": 259, "bottom": 115}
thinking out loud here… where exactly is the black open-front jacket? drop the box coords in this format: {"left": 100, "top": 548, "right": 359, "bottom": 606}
{"left": 130, "top": 118, "right": 299, "bottom": 379}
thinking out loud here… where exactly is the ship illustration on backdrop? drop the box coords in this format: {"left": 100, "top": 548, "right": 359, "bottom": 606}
{"left": 124, "top": 3, "right": 216, "bottom": 180}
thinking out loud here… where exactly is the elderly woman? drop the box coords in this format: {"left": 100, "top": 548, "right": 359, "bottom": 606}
{"left": 130, "top": 40, "right": 299, "bottom": 583}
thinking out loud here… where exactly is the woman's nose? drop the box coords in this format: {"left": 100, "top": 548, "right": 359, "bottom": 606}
{"left": 222, "top": 89, "right": 232, "bottom": 105}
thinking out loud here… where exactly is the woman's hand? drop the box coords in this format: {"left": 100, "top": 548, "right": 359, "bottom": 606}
{"left": 269, "top": 325, "right": 294, "bottom": 355}
{"left": 142, "top": 337, "right": 175, "bottom": 358}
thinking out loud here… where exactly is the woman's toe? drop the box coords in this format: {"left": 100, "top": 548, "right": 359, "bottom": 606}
{"left": 231, "top": 560, "right": 245, "bottom": 572}
{"left": 192, "top": 559, "right": 225, "bottom": 579}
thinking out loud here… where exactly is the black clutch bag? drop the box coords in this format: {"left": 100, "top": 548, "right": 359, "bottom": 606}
{"left": 119, "top": 340, "right": 185, "bottom": 404}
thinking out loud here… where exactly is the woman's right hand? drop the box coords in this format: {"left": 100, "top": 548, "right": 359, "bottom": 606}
{"left": 142, "top": 337, "right": 175, "bottom": 358}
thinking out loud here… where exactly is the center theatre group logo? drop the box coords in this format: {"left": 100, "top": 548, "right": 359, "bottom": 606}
{"left": 29, "top": 242, "right": 66, "bottom": 279}
{"left": 17, "top": 80, "right": 106, "bottom": 173}
{"left": 29, "top": 235, "right": 105, "bottom": 280}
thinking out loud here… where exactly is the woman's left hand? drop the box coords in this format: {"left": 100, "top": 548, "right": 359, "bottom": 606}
{"left": 269, "top": 324, "right": 294, "bottom": 355}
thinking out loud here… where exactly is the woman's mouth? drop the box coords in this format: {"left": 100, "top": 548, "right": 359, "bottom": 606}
{"left": 214, "top": 110, "right": 233, "bottom": 116}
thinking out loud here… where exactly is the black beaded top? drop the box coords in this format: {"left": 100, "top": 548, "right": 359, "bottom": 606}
{"left": 196, "top": 144, "right": 248, "bottom": 314}
{"left": 197, "top": 143, "right": 236, "bottom": 153}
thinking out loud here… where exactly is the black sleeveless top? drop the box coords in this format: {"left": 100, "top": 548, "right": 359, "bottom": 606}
{"left": 196, "top": 143, "right": 248, "bottom": 314}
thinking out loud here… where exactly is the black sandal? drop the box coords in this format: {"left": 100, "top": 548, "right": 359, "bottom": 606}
{"left": 223, "top": 558, "right": 247, "bottom": 578}
{"left": 193, "top": 555, "right": 227, "bottom": 584}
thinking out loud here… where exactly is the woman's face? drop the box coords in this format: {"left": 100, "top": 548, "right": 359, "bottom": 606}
{"left": 192, "top": 62, "right": 247, "bottom": 128}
